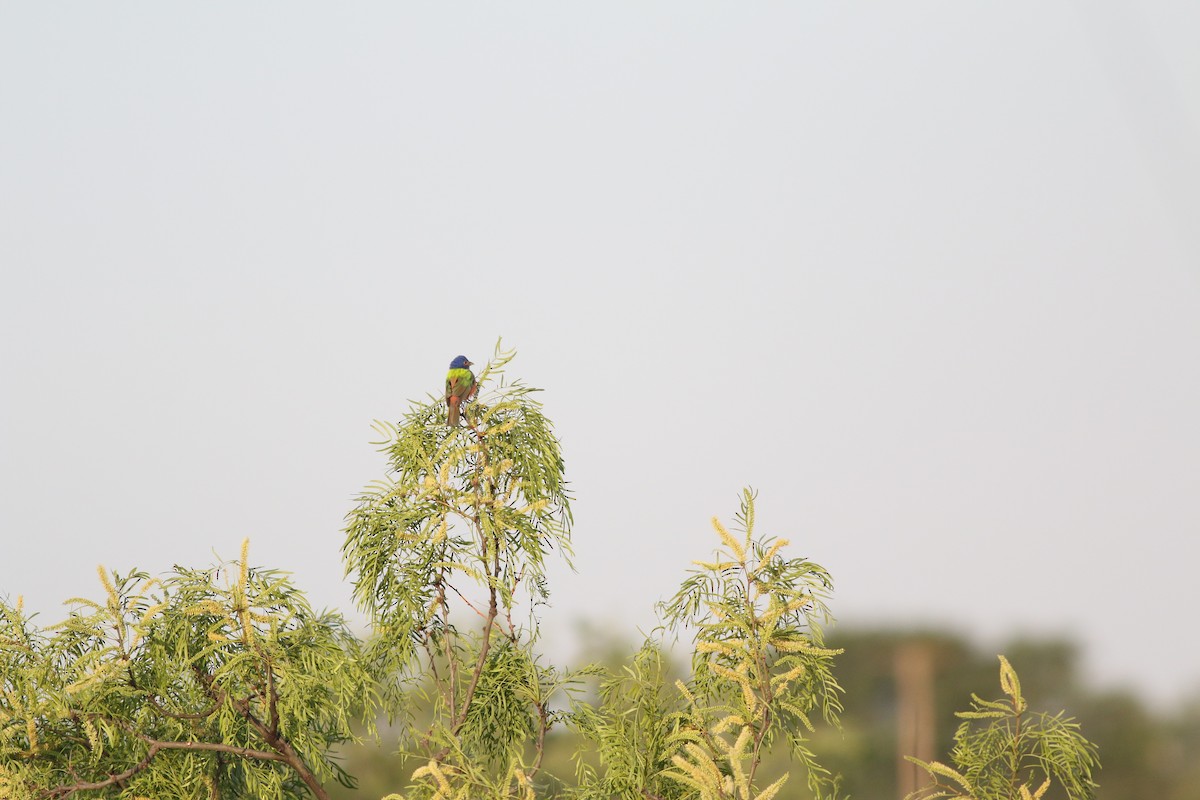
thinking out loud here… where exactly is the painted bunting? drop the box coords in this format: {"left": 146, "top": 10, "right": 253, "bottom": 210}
{"left": 445, "top": 355, "right": 477, "bottom": 426}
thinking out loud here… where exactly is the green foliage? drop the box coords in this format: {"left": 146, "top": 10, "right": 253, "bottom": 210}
{"left": 569, "top": 490, "right": 844, "bottom": 800}
{"left": 568, "top": 643, "right": 684, "bottom": 799}
{"left": 342, "top": 342, "right": 581, "bottom": 798}
{"left": 907, "top": 655, "right": 1099, "bottom": 800}
{"left": 0, "top": 542, "right": 375, "bottom": 800}
{"left": 344, "top": 341, "right": 571, "bottom": 645}
{"left": 658, "top": 489, "right": 844, "bottom": 800}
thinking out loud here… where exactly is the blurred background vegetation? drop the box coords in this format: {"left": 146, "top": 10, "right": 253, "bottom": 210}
{"left": 330, "top": 628, "right": 1200, "bottom": 800}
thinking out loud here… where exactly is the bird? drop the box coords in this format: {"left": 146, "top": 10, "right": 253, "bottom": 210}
{"left": 445, "top": 355, "right": 477, "bottom": 426}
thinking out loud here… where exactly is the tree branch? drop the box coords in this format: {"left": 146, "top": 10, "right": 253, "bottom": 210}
{"left": 147, "top": 694, "right": 220, "bottom": 721}
{"left": 39, "top": 744, "right": 160, "bottom": 799}
{"left": 39, "top": 732, "right": 290, "bottom": 800}
{"left": 192, "top": 664, "right": 331, "bottom": 800}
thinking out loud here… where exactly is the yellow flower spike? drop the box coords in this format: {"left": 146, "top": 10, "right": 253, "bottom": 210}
{"left": 760, "top": 602, "right": 784, "bottom": 629}
{"left": 683, "top": 743, "right": 722, "bottom": 784}
{"left": 753, "top": 538, "right": 789, "bottom": 574}
{"left": 96, "top": 566, "right": 118, "bottom": 607}
{"left": 709, "top": 662, "right": 742, "bottom": 683}
{"left": 139, "top": 602, "right": 167, "bottom": 625}
{"left": 712, "top": 517, "right": 747, "bottom": 562}
{"left": 515, "top": 499, "right": 547, "bottom": 516}
{"left": 730, "top": 726, "right": 753, "bottom": 796}
{"left": 239, "top": 538, "right": 250, "bottom": 590}
{"left": 82, "top": 717, "right": 100, "bottom": 756}
{"left": 423, "top": 475, "right": 437, "bottom": 489}
{"left": 696, "top": 641, "right": 738, "bottom": 656}
{"left": 237, "top": 539, "right": 255, "bottom": 645}
{"left": 500, "top": 458, "right": 514, "bottom": 473}
{"left": 713, "top": 715, "right": 742, "bottom": 735}
{"left": 769, "top": 638, "right": 807, "bottom": 653}
{"left": 741, "top": 679, "right": 758, "bottom": 714}
{"left": 925, "top": 761, "right": 972, "bottom": 790}
{"left": 753, "top": 773, "right": 790, "bottom": 800}
{"left": 785, "top": 597, "right": 810, "bottom": 613}
{"left": 670, "top": 753, "right": 709, "bottom": 789}
{"left": 770, "top": 663, "right": 807, "bottom": 689}
{"left": 15, "top": 596, "right": 22, "bottom": 612}
{"left": 998, "top": 655, "right": 1026, "bottom": 711}
{"left": 428, "top": 761, "right": 452, "bottom": 795}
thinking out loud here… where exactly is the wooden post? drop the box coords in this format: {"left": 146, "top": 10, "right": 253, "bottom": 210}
{"left": 895, "top": 641, "right": 936, "bottom": 798}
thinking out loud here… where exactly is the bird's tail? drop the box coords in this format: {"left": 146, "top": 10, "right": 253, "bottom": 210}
{"left": 447, "top": 397, "right": 460, "bottom": 427}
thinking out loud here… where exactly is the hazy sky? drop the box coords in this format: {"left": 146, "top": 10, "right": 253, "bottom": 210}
{"left": 2, "top": 3, "right": 1198, "bottom": 706}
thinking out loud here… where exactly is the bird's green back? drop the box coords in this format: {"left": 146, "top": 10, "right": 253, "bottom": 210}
{"left": 446, "top": 367, "right": 475, "bottom": 399}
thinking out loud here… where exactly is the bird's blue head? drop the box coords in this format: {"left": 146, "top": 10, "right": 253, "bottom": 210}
{"left": 449, "top": 355, "right": 472, "bottom": 369}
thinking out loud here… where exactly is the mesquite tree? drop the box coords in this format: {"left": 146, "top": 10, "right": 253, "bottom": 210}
{"left": 343, "top": 344, "right": 580, "bottom": 798}
{"left": 906, "top": 656, "right": 1099, "bottom": 800}
{"left": 0, "top": 542, "right": 375, "bottom": 800}
{"left": 572, "top": 489, "right": 845, "bottom": 800}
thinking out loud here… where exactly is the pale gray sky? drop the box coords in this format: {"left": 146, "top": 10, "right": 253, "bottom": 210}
{"left": 2, "top": 3, "right": 1198, "bottom": 706}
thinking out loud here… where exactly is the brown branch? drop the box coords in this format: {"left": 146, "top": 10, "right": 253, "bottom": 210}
{"left": 747, "top": 706, "right": 772, "bottom": 789}
{"left": 39, "top": 733, "right": 289, "bottom": 800}
{"left": 742, "top": 560, "right": 774, "bottom": 791}
{"left": 503, "top": 564, "right": 527, "bottom": 643}
{"left": 432, "top": 571, "right": 457, "bottom": 722}
{"left": 147, "top": 694, "right": 220, "bottom": 721}
{"left": 153, "top": 739, "right": 286, "bottom": 760}
{"left": 529, "top": 700, "right": 550, "bottom": 778}
{"left": 39, "top": 743, "right": 160, "bottom": 799}
{"left": 450, "top": 589, "right": 497, "bottom": 736}
{"left": 210, "top": 753, "right": 224, "bottom": 800}
{"left": 125, "top": 725, "right": 287, "bottom": 762}
{"left": 446, "top": 413, "right": 501, "bottom": 738}
{"left": 266, "top": 661, "right": 279, "bottom": 736}
{"left": 191, "top": 664, "right": 331, "bottom": 800}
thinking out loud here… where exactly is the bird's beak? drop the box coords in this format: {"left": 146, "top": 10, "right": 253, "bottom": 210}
{"left": 465, "top": 360, "right": 473, "bottom": 367}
